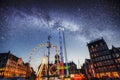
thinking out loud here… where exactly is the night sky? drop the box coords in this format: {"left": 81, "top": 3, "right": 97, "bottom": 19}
{"left": 0, "top": 0, "right": 120, "bottom": 68}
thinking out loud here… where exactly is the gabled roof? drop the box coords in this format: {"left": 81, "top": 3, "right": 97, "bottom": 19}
{"left": 0, "top": 51, "right": 19, "bottom": 62}
{"left": 85, "top": 59, "right": 90, "bottom": 65}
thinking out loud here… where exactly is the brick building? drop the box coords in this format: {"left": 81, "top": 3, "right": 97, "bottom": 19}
{"left": 87, "top": 38, "right": 120, "bottom": 78}
{"left": 0, "top": 51, "right": 34, "bottom": 79}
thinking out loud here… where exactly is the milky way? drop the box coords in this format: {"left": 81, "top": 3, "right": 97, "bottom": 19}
{"left": 0, "top": 0, "right": 120, "bottom": 66}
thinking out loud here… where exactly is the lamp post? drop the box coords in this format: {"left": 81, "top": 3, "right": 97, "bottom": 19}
{"left": 62, "top": 28, "right": 69, "bottom": 77}
{"left": 47, "top": 35, "right": 51, "bottom": 80}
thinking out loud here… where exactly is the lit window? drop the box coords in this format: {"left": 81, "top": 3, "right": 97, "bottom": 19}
{"left": 96, "top": 44, "right": 98, "bottom": 47}
{"left": 116, "top": 53, "right": 119, "bottom": 57}
{"left": 100, "top": 43, "right": 103, "bottom": 46}
{"left": 91, "top": 46, "right": 94, "bottom": 49}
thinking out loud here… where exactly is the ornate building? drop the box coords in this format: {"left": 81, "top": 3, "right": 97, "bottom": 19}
{"left": 110, "top": 46, "right": 120, "bottom": 77}
{"left": 0, "top": 51, "right": 33, "bottom": 79}
{"left": 68, "top": 61, "right": 78, "bottom": 74}
{"left": 81, "top": 59, "right": 94, "bottom": 79}
{"left": 87, "top": 38, "right": 120, "bottom": 78}
{"left": 54, "top": 54, "right": 60, "bottom": 64}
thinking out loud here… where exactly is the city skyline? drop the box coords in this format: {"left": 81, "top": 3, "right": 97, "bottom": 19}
{"left": 0, "top": 0, "right": 120, "bottom": 68}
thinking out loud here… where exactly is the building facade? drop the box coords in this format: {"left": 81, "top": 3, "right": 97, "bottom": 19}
{"left": 87, "top": 38, "right": 120, "bottom": 78}
{"left": 110, "top": 46, "right": 120, "bottom": 77}
{"left": 0, "top": 51, "right": 33, "bottom": 79}
{"left": 68, "top": 61, "right": 78, "bottom": 74}
{"left": 81, "top": 59, "right": 94, "bottom": 79}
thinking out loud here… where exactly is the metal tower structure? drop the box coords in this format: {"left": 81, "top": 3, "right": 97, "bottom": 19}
{"left": 47, "top": 35, "right": 51, "bottom": 80}
{"left": 58, "top": 27, "right": 64, "bottom": 77}
{"left": 58, "top": 27, "right": 69, "bottom": 77}
{"left": 62, "top": 28, "right": 69, "bottom": 77}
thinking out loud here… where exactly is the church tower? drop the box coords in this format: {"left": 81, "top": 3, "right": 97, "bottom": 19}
{"left": 54, "top": 54, "right": 60, "bottom": 64}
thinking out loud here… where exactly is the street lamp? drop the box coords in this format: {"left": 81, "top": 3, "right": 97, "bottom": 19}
{"left": 47, "top": 35, "right": 51, "bottom": 80}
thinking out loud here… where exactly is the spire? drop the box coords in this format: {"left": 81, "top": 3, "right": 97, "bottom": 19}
{"left": 54, "top": 54, "right": 60, "bottom": 64}
{"left": 8, "top": 50, "right": 11, "bottom": 53}
{"left": 112, "top": 45, "right": 115, "bottom": 49}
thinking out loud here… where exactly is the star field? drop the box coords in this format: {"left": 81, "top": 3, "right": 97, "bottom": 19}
{"left": 0, "top": 0, "right": 120, "bottom": 67}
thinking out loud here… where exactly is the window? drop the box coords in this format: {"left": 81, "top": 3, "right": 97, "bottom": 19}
{"left": 114, "top": 49, "right": 117, "bottom": 52}
{"left": 117, "top": 65, "right": 120, "bottom": 69}
{"left": 91, "top": 54, "right": 93, "bottom": 58}
{"left": 90, "top": 49, "right": 92, "bottom": 53}
{"left": 108, "top": 55, "right": 111, "bottom": 59}
{"left": 115, "top": 53, "right": 119, "bottom": 58}
{"left": 99, "top": 57, "right": 102, "bottom": 61}
{"left": 99, "top": 62, "right": 102, "bottom": 66}
{"left": 117, "top": 58, "right": 120, "bottom": 63}
{"left": 91, "top": 45, "right": 94, "bottom": 49}
{"left": 103, "top": 56, "right": 105, "bottom": 60}
{"left": 100, "top": 43, "right": 103, "bottom": 46}
{"left": 96, "top": 44, "right": 98, "bottom": 47}
{"left": 95, "top": 58, "right": 97, "bottom": 62}
{"left": 94, "top": 64, "right": 96, "bottom": 67}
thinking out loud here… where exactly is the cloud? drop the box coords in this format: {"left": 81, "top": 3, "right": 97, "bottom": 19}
{"left": 1, "top": 36, "right": 5, "bottom": 40}
{"left": 62, "top": 21, "right": 80, "bottom": 32}
{"left": 4, "top": 7, "right": 51, "bottom": 29}
{"left": 76, "top": 35, "right": 89, "bottom": 43}
{"left": 3, "top": 5, "right": 120, "bottom": 46}
{"left": 3, "top": 6, "right": 85, "bottom": 34}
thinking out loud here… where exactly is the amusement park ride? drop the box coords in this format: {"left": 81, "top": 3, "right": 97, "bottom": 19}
{"left": 28, "top": 27, "right": 70, "bottom": 80}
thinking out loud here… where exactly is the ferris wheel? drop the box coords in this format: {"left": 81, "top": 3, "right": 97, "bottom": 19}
{"left": 28, "top": 43, "right": 60, "bottom": 79}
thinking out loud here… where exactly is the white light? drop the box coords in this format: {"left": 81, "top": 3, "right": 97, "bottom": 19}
{"left": 41, "top": 57, "right": 48, "bottom": 64}
{"left": 57, "top": 27, "right": 64, "bottom": 31}
{"left": 70, "top": 74, "right": 74, "bottom": 78}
